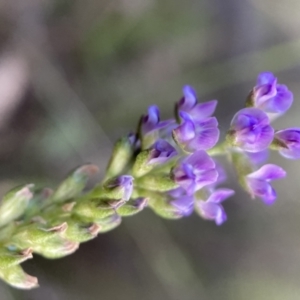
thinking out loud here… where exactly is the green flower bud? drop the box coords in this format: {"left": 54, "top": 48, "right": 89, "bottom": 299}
{"left": 0, "top": 185, "right": 33, "bottom": 228}
{"left": 91, "top": 175, "right": 133, "bottom": 201}
{"left": 117, "top": 198, "right": 147, "bottom": 217}
{"left": 74, "top": 198, "right": 116, "bottom": 221}
{"left": 0, "top": 264, "right": 38, "bottom": 289}
{"left": 10, "top": 222, "right": 67, "bottom": 249}
{"left": 105, "top": 134, "right": 137, "bottom": 179}
{"left": 52, "top": 164, "right": 99, "bottom": 203}
{"left": 148, "top": 193, "right": 183, "bottom": 219}
{"left": 95, "top": 214, "right": 122, "bottom": 233}
{"left": 32, "top": 236, "right": 79, "bottom": 259}
{"left": 0, "top": 248, "right": 33, "bottom": 269}
{"left": 136, "top": 174, "right": 178, "bottom": 192}
{"left": 63, "top": 218, "right": 101, "bottom": 243}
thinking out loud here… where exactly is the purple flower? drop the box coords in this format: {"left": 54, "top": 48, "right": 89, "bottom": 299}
{"left": 105, "top": 175, "right": 134, "bottom": 201}
{"left": 251, "top": 72, "right": 293, "bottom": 114}
{"left": 178, "top": 85, "right": 218, "bottom": 121}
{"left": 229, "top": 108, "right": 274, "bottom": 152}
{"left": 148, "top": 139, "right": 177, "bottom": 165}
{"left": 172, "top": 150, "right": 218, "bottom": 195}
{"left": 245, "top": 164, "right": 286, "bottom": 205}
{"left": 173, "top": 111, "right": 220, "bottom": 151}
{"left": 274, "top": 128, "right": 300, "bottom": 159}
{"left": 196, "top": 188, "right": 235, "bottom": 225}
{"left": 141, "top": 105, "right": 173, "bottom": 136}
{"left": 169, "top": 188, "right": 194, "bottom": 217}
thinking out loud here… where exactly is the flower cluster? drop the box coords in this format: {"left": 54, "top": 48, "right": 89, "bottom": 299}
{"left": 0, "top": 71, "right": 299, "bottom": 290}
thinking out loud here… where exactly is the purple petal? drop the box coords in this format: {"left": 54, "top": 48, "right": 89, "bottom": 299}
{"left": 257, "top": 72, "right": 276, "bottom": 85}
{"left": 170, "top": 195, "right": 194, "bottom": 216}
{"left": 185, "top": 150, "right": 216, "bottom": 171}
{"left": 207, "top": 188, "right": 235, "bottom": 203}
{"left": 142, "top": 105, "right": 159, "bottom": 133}
{"left": 186, "top": 117, "right": 219, "bottom": 151}
{"left": 246, "top": 177, "right": 277, "bottom": 205}
{"left": 189, "top": 100, "right": 218, "bottom": 121}
{"left": 261, "top": 85, "right": 293, "bottom": 113}
{"left": 275, "top": 128, "right": 300, "bottom": 159}
{"left": 197, "top": 201, "right": 227, "bottom": 225}
{"left": 246, "top": 149, "right": 269, "bottom": 166}
{"left": 195, "top": 169, "right": 219, "bottom": 191}
{"left": 173, "top": 117, "right": 195, "bottom": 143}
{"left": 247, "top": 164, "right": 286, "bottom": 181}
{"left": 148, "top": 140, "right": 177, "bottom": 164}
{"left": 230, "top": 108, "right": 274, "bottom": 152}
{"left": 178, "top": 85, "right": 197, "bottom": 111}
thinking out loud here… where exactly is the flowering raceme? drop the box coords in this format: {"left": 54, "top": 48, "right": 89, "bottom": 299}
{"left": 0, "top": 71, "right": 298, "bottom": 290}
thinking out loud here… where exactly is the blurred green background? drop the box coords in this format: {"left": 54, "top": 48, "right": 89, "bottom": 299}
{"left": 1, "top": 0, "right": 300, "bottom": 299}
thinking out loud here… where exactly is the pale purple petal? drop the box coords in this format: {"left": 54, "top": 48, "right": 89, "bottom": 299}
{"left": 170, "top": 196, "right": 194, "bottom": 216}
{"left": 189, "top": 100, "right": 218, "bottom": 120}
{"left": 260, "top": 85, "right": 293, "bottom": 113}
{"left": 188, "top": 117, "right": 220, "bottom": 151}
{"left": 246, "top": 149, "right": 269, "bottom": 166}
{"left": 247, "top": 164, "right": 286, "bottom": 181}
{"left": 173, "top": 115, "right": 195, "bottom": 143}
{"left": 230, "top": 108, "right": 274, "bottom": 152}
{"left": 195, "top": 169, "right": 219, "bottom": 191}
{"left": 197, "top": 201, "right": 227, "bottom": 225}
{"left": 207, "top": 188, "right": 235, "bottom": 203}
{"left": 148, "top": 140, "right": 177, "bottom": 165}
{"left": 179, "top": 85, "right": 197, "bottom": 111}
{"left": 246, "top": 177, "right": 276, "bottom": 205}
{"left": 185, "top": 150, "right": 216, "bottom": 171}
{"left": 172, "top": 151, "right": 218, "bottom": 195}
{"left": 257, "top": 72, "right": 276, "bottom": 85}
{"left": 275, "top": 128, "right": 300, "bottom": 159}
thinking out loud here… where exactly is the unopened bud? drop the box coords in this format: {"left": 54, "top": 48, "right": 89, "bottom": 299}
{"left": 136, "top": 174, "right": 178, "bottom": 192}
{"left": 0, "top": 264, "right": 38, "bottom": 289}
{"left": 52, "top": 164, "right": 99, "bottom": 203}
{"left": 106, "top": 134, "right": 137, "bottom": 178}
{"left": 0, "top": 248, "right": 33, "bottom": 269}
{"left": 117, "top": 198, "right": 148, "bottom": 216}
{"left": 95, "top": 214, "right": 122, "bottom": 233}
{"left": 0, "top": 185, "right": 33, "bottom": 227}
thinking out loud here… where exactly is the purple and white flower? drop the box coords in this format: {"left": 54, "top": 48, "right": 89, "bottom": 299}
{"left": 173, "top": 111, "right": 220, "bottom": 151}
{"left": 177, "top": 85, "right": 218, "bottom": 121}
{"left": 196, "top": 188, "right": 235, "bottom": 225}
{"left": 172, "top": 150, "right": 218, "bottom": 195}
{"left": 274, "top": 128, "right": 300, "bottom": 159}
{"left": 251, "top": 72, "right": 293, "bottom": 114}
{"left": 229, "top": 107, "right": 274, "bottom": 152}
{"left": 245, "top": 164, "right": 286, "bottom": 205}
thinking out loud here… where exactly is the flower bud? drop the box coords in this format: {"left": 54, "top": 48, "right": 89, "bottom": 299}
{"left": 0, "top": 248, "right": 33, "bottom": 269}
{"left": 52, "top": 164, "right": 99, "bottom": 203}
{"left": 0, "top": 185, "right": 33, "bottom": 228}
{"left": 74, "top": 198, "right": 116, "bottom": 221}
{"left": 132, "top": 140, "right": 177, "bottom": 177}
{"left": 0, "top": 264, "right": 38, "bottom": 289}
{"left": 106, "top": 134, "right": 138, "bottom": 178}
{"left": 117, "top": 198, "right": 148, "bottom": 217}
{"left": 63, "top": 218, "right": 101, "bottom": 243}
{"left": 33, "top": 236, "right": 79, "bottom": 259}
{"left": 10, "top": 222, "right": 67, "bottom": 250}
{"left": 137, "top": 173, "right": 178, "bottom": 192}
{"left": 95, "top": 214, "right": 122, "bottom": 233}
{"left": 92, "top": 175, "right": 134, "bottom": 201}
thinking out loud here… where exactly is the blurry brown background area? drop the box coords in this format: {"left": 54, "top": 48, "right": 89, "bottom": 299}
{"left": 1, "top": 0, "right": 300, "bottom": 299}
